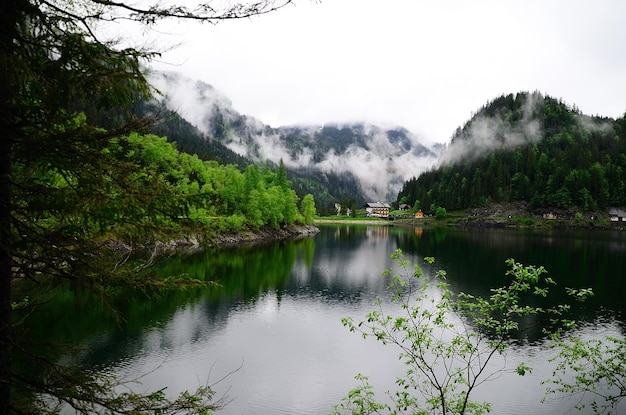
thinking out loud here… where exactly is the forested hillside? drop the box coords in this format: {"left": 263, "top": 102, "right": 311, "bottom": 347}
{"left": 129, "top": 88, "right": 365, "bottom": 215}
{"left": 138, "top": 100, "right": 252, "bottom": 169}
{"left": 88, "top": 89, "right": 356, "bottom": 216}
{"left": 148, "top": 71, "right": 439, "bottom": 212}
{"left": 397, "top": 92, "right": 626, "bottom": 215}
{"left": 104, "top": 131, "right": 316, "bottom": 233}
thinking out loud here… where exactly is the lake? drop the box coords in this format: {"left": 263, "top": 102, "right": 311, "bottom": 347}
{"left": 40, "top": 224, "right": 626, "bottom": 414}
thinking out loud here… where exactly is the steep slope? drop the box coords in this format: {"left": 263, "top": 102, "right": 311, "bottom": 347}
{"left": 147, "top": 71, "right": 440, "bottom": 212}
{"left": 397, "top": 91, "right": 626, "bottom": 216}
{"left": 272, "top": 124, "right": 438, "bottom": 203}
{"left": 135, "top": 99, "right": 251, "bottom": 169}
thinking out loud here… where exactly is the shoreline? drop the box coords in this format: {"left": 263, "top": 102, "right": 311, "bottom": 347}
{"left": 313, "top": 217, "right": 622, "bottom": 231}
{"left": 120, "top": 212, "right": 622, "bottom": 256}
{"left": 208, "top": 224, "right": 320, "bottom": 247}
{"left": 109, "top": 224, "right": 321, "bottom": 255}
{"left": 314, "top": 219, "right": 391, "bottom": 225}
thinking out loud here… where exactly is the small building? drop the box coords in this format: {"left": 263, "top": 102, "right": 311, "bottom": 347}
{"left": 365, "top": 202, "right": 391, "bottom": 218}
{"left": 609, "top": 207, "right": 626, "bottom": 222}
{"left": 399, "top": 204, "right": 411, "bottom": 211}
{"left": 414, "top": 210, "right": 424, "bottom": 219}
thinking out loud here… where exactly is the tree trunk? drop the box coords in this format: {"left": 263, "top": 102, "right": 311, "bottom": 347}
{"left": 0, "top": 2, "right": 18, "bottom": 413}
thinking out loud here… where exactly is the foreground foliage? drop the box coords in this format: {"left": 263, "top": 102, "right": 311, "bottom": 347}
{"left": 1, "top": 0, "right": 300, "bottom": 413}
{"left": 333, "top": 250, "right": 592, "bottom": 415}
{"left": 545, "top": 335, "right": 626, "bottom": 414}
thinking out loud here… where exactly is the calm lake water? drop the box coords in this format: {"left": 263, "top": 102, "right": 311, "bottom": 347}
{"left": 40, "top": 225, "right": 626, "bottom": 414}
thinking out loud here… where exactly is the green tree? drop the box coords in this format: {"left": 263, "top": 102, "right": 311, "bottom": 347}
{"left": 348, "top": 198, "right": 357, "bottom": 217}
{"left": 435, "top": 206, "right": 447, "bottom": 219}
{"left": 1, "top": 0, "right": 296, "bottom": 413}
{"left": 275, "top": 158, "right": 290, "bottom": 191}
{"left": 334, "top": 251, "right": 591, "bottom": 415}
{"left": 300, "top": 194, "right": 316, "bottom": 224}
{"left": 412, "top": 199, "right": 421, "bottom": 213}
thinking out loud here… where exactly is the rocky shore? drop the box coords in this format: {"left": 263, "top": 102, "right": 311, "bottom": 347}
{"left": 457, "top": 201, "right": 618, "bottom": 230}
{"left": 106, "top": 224, "right": 320, "bottom": 256}
{"left": 208, "top": 224, "right": 320, "bottom": 248}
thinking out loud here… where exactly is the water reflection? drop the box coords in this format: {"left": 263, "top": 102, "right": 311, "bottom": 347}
{"left": 26, "top": 225, "right": 626, "bottom": 414}
{"left": 395, "top": 227, "right": 626, "bottom": 322}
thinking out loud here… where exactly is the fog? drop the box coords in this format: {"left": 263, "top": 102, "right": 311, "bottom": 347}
{"left": 438, "top": 92, "right": 544, "bottom": 166}
{"left": 435, "top": 92, "right": 615, "bottom": 167}
{"left": 148, "top": 74, "right": 618, "bottom": 202}
{"left": 149, "top": 71, "right": 438, "bottom": 202}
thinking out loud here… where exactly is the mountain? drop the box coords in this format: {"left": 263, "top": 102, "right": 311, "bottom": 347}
{"left": 147, "top": 71, "right": 440, "bottom": 214}
{"left": 396, "top": 91, "right": 626, "bottom": 216}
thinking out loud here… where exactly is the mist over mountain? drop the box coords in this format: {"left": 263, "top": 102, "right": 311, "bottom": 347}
{"left": 437, "top": 91, "right": 614, "bottom": 167}
{"left": 397, "top": 91, "right": 626, "bottom": 215}
{"left": 148, "top": 71, "right": 440, "bottom": 207}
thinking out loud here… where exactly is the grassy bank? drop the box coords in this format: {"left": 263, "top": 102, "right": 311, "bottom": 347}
{"left": 314, "top": 208, "right": 621, "bottom": 230}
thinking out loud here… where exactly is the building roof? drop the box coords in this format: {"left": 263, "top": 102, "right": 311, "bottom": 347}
{"left": 366, "top": 202, "right": 391, "bottom": 208}
{"left": 609, "top": 207, "right": 626, "bottom": 218}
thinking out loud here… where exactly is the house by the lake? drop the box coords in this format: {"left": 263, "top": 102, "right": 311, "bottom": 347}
{"left": 609, "top": 207, "right": 626, "bottom": 222}
{"left": 365, "top": 202, "right": 391, "bottom": 218}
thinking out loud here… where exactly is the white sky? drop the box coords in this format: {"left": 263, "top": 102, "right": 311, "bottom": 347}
{"left": 142, "top": 0, "right": 626, "bottom": 144}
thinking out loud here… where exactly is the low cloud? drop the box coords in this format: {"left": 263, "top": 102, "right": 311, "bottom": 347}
{"left": 278, "top": 124, "right": 438, "bottom": 201}
{"left": 150, "top": 71, "right": 439, "bottom": 202}
{"left": 438, "top": 92, "right": 544, "bottom": 166}
{"left": 148, "top": 70, "right": 236, "bottom": 132}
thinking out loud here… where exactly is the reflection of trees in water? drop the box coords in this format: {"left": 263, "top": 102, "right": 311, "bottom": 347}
{"left": 394, "top": 227, "right": 626, "bottom": 328}
{"left": 23, "top": 238, "right": 316, "bottom": 370}
{"left": 23, "top": 227, "right": 626, "bottom": 388}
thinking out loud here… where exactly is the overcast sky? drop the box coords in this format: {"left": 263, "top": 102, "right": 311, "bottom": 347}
{"left": 144, "top": 0, "right": 626, "bottom": 144}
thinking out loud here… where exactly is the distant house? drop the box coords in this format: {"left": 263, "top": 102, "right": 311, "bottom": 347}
{"left": 609, "top": 207, "right": 626, "bottom": 222}
{"left": 414, "top": 210, "right": 424, "bottom": 218}
{"left": 365, "top": 202, "right": 391, "bottom": 218}
{"left": 399, "top": 204, "right": 411, "bottom": 211}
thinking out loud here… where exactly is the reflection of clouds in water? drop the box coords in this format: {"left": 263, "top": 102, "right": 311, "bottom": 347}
{"left": 89, "top": 226, "right": 626, "bottom": 415}
{"left": 315, "top": 233, "right": 396, "bottom": 287}
{"left": 289, "top": 227, "right": 398, "bottom": 290}
{"left": 97, "top": 303, "right": 626, "bottom": 415}
{"left": 256, "top": 293, "right": 280, "bottom": 325}
{"left": 106, "top": 293, "right": 403, "bottom": 415}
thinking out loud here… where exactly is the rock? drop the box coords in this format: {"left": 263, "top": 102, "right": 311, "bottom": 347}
{"left": 209, "top": 225, "right": 320, "bottom": 248}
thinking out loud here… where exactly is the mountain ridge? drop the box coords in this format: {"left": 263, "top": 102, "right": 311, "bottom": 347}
{"left": 147, "top": 71, "right": 440, "bottom": 211}
{"left": 397, "top": 91, "right": 626, "bottom": 215}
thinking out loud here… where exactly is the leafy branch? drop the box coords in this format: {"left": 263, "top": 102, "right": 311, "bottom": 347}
{"left": 334, "top": 249, "right": 591, "bottom": 415}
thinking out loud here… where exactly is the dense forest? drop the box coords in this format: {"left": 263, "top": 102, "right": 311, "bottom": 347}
{"left": 134, "top": 99, "right": 365, "bottom": 216}
{"left": 101, "top": 130, "right": 316, "bottom": 234}
{"left": 59, "top": 100, "right": 315, "bottom": 234}
{"left": 397, "top": 92, "right": 626, "bottom": 215}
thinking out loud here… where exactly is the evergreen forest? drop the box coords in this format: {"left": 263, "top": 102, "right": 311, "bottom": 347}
{"left": 396, "top": 92, "right": 626, "bottom": 215}
{"left": 135, "top": 99, "right": 365, "bottom": 216}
